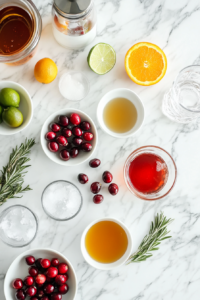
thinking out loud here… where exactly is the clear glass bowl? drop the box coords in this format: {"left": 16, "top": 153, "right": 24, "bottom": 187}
{"left": 0, "top": 205, "right": 38, "bottom": 247}
{"left": 124, "top": 146, "right": 177, "bottom": 201}
{"left": 41, "top": 180, "right": 83, "bottom": 221}
{"left": 0, "top": 0, "right": 42, "bottom": 66}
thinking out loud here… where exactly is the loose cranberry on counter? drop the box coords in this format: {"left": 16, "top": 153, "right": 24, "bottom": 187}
{"left": 45, "top": 132, "right": 56, "bottom": 141}
{"left": 60, "top": 149, "right": 70, "bottom": 161}
{"left": 50, "top": 123, "right": 61, "bottom": 133}
{"left": 81, "top": 142, "right": 92, "bottom": 152}
{"left": 62, "top": 128, "right": 72, "bottom": 138}
{"left": 25, "top": 286, "right": 37, "bottom": 297}
{"left": 80, "top": 121, "right": 90, "bottom": 131}
{"left": 78, "top": 173, "right": 89, "bottom": 184}
{"left": 89, "top": 159, "right": 101, "bottom": 168}
{"left": 93, "top": 194, "right": 104, "bottom": 204}
{"left": 46, "top": 267, "right": 58, "bottom": 278}
{"left": 102, "top": 171, "right": 113, "bottom": 183}
{"left": 58, "top": 115, "right": 69, "bottom": 127}
{"left": 108, "top": 183, "right": 119, "bottom": 195}
{"left": 70, "top": 113, "right": 81, "bottom": 125}
{"left": 51, "top": 258, "right": 59, "bottom": 267}
{"left": 58, "top": 283, "right": 68, "bottom": 295}
{"left": 55, "top": 274, "right": 67, "bottom": 285}
{"left": 44, "top": 283, "right": 54, "bottom": 294}
{"left": 15, "top": 289, "right": 26, "bottom": 300}
{"left": 72, "top": 137, "right": 83, "bottom": 147}
{"left": 29, "top": 266, "right": 39, "bottom": 277}
{"left": 35, "top": 274, "right": 46, "bottom": 285}
{"left": 83, "top": 132, "right": 93, "bottom": 141}
{"left": 48, "top": 142, "right": 59, "bottom": 152}
{"left": 24, "top": 276, "right": 34, "bottom": 286}
{"left": 72, "top": 126, "right": 82, "bottom": 137}
{"left": 26, "top": 255, "right": 35, "bottom": 266}
{"left": 12, "top": 278, "right": 23, "bottom": 289}
{"left": 58, "top": 263, "right": 68, "bottom": 274}
{"left": 70, "top": 147, "right": 79, "bottom": 158}
{"left": 90, "top": 182, "right": 101, "bottom": 194}
{"left": 50, "top": 293, "right": 62, "bottom": 300}
{"left": 56, "top": 136, "right": 68, "bottom": 146}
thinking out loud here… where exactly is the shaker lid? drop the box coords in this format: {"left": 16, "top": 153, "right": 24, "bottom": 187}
{"left": 54, "top": 0, "right": 93, "bottom": 17}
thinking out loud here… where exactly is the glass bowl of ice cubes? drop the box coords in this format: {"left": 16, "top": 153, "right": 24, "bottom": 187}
{"left": 0, "top": 205, "right": 38, "bottom": 247}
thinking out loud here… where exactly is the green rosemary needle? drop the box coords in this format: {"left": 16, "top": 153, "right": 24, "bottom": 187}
{"left": 0, "top": 138, "right": 35, "bottom": 206}
{"left": 127, "top": 212, "right": 173, "bottom": 263}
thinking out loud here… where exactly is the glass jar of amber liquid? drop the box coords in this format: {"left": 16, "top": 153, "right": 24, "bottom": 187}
{"left": 0, "top": 0, "right": 42, "bottom": 66}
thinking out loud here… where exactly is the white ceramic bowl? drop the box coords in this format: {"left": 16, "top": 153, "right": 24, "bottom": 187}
{"left": 0, "top": 81, "right": 33, "bottom": 135}
{"left": 97, "top": 88, "right": 145, "bottom": 138}
{"left": 4, "top": 248, "right": 77, "bottom": 300}
{"left": 81, "top": 217, "right": 133, "bottom": 270}
{"left": 40, "top": 108, "right": 98, "bottom": 166}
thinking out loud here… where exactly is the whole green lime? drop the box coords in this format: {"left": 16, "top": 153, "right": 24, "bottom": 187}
{"left": 2, "top": 107, "right": 23, "bottom": 128}
{"left": 0, "top": 88, "right": 20, "bottom": 107}
{"left": 0, "top": 105, "right": 3, "bottom": 123}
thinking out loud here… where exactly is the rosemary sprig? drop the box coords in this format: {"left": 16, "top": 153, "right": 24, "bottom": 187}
{"left": 0, "top": 138, "right": 35, "bottom": 206}
{"left": 127, "top": 212, "right": 173, "bottom": 263}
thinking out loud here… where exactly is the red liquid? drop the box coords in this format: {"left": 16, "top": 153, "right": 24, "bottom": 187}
{"left": 128, "top": 153, "right": 168, "bottom": 194}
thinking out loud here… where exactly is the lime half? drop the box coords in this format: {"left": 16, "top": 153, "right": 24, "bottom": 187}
{"left": 87, "top": 43, "right": 116, "bottom": 75}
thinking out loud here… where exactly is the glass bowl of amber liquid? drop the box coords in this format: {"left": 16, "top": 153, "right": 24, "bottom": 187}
{"left": 0, "top": 0, "right": 42, "bottom": 66}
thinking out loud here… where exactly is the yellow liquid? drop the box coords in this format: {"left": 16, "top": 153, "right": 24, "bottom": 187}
{"left": 103, "top": 97, "right": 137, "bottom": 133}
{"left": 85, "top": 221, "right": 128, "bottom": 263}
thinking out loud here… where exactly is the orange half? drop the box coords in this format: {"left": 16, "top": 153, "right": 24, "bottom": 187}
{"left": 125, "top": 42, "right": 167, "bottom": 86}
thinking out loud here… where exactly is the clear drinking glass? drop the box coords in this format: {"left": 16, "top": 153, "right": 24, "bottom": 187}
{"left": 162, "top": 66, "right": 200, "bottom": 123}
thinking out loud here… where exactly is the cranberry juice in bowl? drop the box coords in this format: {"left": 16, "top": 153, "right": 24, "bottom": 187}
{"left": 124, "top": 146, "right": 177, "bottom": 200}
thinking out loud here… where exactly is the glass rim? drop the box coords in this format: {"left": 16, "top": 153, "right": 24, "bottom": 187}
{"left": 0, "top": 0, "right": 42, "bottom": 63}
{"left": 0, "top": 204, "right": 38, "bottom": 247}
{"left": 124, "top": 145, "right": 177, "bottom": 201}
{"left": 41, "top": 180, "right": 83, "bottom": 221}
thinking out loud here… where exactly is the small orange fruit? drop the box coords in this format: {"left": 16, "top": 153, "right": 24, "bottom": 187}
{"left": 125, "top": 42, "right": 167, "bottom": 86}
{"left": 54, "top": 15, "right": 68, "bottom": 32}
{"left": 34, "top": 58, "right": 58, "bottom": 84}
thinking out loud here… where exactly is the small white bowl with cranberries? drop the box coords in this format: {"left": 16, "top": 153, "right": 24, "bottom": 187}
{"left": 4, "top": 248, "right": 77, "bottom": 300}
{"left": 41, "top": 109, "right": 98, "bottom": 166}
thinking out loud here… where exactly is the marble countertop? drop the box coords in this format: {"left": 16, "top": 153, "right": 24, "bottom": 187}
{"left": 1, "top": 0, "right": 200, "bottom": 299}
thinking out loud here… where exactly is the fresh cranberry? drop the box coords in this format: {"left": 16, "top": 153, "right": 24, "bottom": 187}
{"left": 12, "top": 278, "right": 23, "bottom": 289}
{"left": 45, "top": 132, "right": 56, "bottom": 141}
{"left": 108, "top": 183, "right": 119, "bottom": 195}
{"left": 41, "top": 297, "right": 49, "bottom": 300}
{"left": 81, "top": 142, "right": 92, "bottom": 152}
{"left": 56, "top": 136, "right": 68, "bottom": 146}
{"left": 35, "top": 274, "right": 46, "bottom": 285}
{"left": 50, "top": 293, "right": 62, "bottom": 300}
{"left": 93, "top": 194, "right": 104, "bottom": 204}
{"left": 58, "top": 115, "right": 69, "bottom": 127}
{"left": 89, "top": 159, "right": 101, "bottom": 168}
{"left": 44, "top": 284, "right": 54, "bottom": 294}
{"left": 41, "top": 259, "right": 51, "bottom": 269}
{"left": 78, "top": 173, "right": 89, "bottom": 184}
{"left": 51, "top": 258, "right": 59, "bottom": 267}
{"left": 45, "top": 276, "right": 54, "bottom": 283}
{"left": 58, "top": 263, "right": 68, "bottom": 274}
{"left": 26, "top": 255, "right": 35, "bottom": 265}
{"left": 25, "top": 286, "right": 37, "bottom": 297}
{"left": 80, "top": 121, "right": 90, "bottom": 131}
{"left": 30, "top": 297, "right": 39, "bottom": 300}
{"left": 37, "top": 287, "right": 45, "bottom": 298}
{"left": 50, "top": 123, "right": 61, "bottom": 133}
{"left": 72, "top": 126, "right": 82, "bottom": 137}
{"left": 60, "top": 149, "right": 70, "bottom": 161}
{"left": 83, "top": 132, "right": 93, "bottom": 141}
{"left": 70, "top": 113, "right": 81, "bottom": 125}
{"left": 70, "top": 147, "right": 79, "bottom": 158}
{"left": 62, "top": 128, "right": 72, "bottom": 138}
{"left": 46, "top": 267, "right": 58, "bottom": 278}
{"left": 55, "top": 275, "right": 67, "bottom": 286}
{"left": 90, "top": 182, "right": 101, "bottom": 194}
{"left": 24, "top": 276, "right": 34, "bottom": 286}
{"left": 58, "top": 283, "right": 68, "bottom": 295}
{"left": 29, "top": 266, "right": 39, "bottom": 277}
{"left": 48, "top": 142, "right": 59, "bottom": 152}
{"left": 72, "top": 137, "right": 83, "bottom": 146}
{"left": 15, "top": 289, "right": 26, "bottom": 300}
{"left": 102, "top": 171, "right": 113, "bottom": 183}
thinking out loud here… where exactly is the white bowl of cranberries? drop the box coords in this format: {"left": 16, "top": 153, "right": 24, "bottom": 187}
{"left": 4, "top": 248, "right": 77, "bottom": 300}
{"left": 40, "top": 109, "right": 98, "bottom": 166}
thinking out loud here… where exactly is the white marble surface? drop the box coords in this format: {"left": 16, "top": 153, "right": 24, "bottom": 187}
{"left": 1, "top": 0, "right": 200, "bottom": 299}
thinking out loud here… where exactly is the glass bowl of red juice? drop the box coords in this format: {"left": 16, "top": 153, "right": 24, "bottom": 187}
{"left": 124, "top": 146, "right": 177, "bottom": 200}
